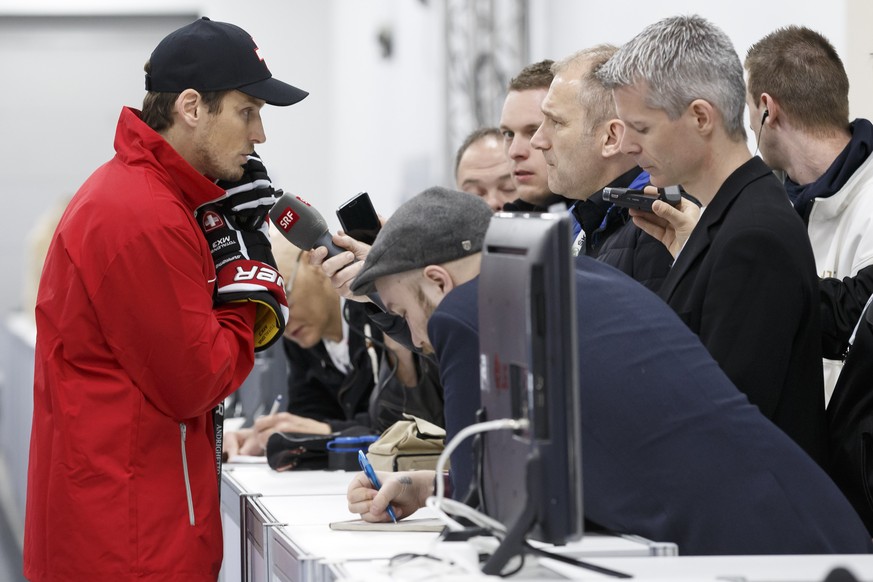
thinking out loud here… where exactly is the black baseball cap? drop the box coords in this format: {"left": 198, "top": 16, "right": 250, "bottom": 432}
{"left": 145, "top": 17, "right": 308, "bottom": 107}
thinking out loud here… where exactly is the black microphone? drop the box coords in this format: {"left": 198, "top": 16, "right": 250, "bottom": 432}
{"left": 269, "top": 191, "right": 347, "bottom": 258}
{"left": 269, "top": 191, "right": 387, "bottom": 312}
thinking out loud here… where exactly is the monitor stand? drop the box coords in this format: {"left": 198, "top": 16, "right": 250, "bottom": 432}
{"left": 480, "top": 452, "right": 542, "bottom": 576}
{"left": 479, "top": 453, "right": 631, "bottom": 579}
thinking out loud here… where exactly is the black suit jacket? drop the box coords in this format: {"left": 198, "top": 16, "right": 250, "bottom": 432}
{"left": 658, "top": 157, "right": 827, "bottom": 465}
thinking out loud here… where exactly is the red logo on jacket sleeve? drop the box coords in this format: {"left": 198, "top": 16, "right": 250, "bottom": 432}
{"left": 201, "top": 210, "right": 225, "bottom": 233}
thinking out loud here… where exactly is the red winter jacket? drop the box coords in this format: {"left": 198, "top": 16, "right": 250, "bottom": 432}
{"left": 24, "top": 107, "right": 256, "bottom": 581}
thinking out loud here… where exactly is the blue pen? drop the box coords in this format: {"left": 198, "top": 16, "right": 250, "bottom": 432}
{"left": 357, "top": 449, "right": 397, "bottom": 523}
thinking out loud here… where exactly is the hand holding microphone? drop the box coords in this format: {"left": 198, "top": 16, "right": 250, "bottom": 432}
{"left": 269, "top": 192, "right": 381, "bottom": 306}
{"left": 269, "top": 191, "right": 348, "bottom": 258}
{"left": 311, "top": 235, "right": 370, "bottom": 299}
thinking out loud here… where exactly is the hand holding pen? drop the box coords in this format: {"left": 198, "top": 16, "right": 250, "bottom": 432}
{"left": 252, "top": 400, "right": 332, "bottom": 439}
{"left": 357, "top": 450, "right": 397, "bottom": 523}
{"left": 268, "top": 394, "right": 284, "bottom": 416}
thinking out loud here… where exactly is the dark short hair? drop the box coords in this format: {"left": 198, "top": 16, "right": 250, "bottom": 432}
{"left": 454, "top": 127, "right": 503, "bottom": 178}
{"left": 745, "top": 26, "right": 849, "bottom": 134}
{"left": 508, "top": 59, "right": 555, "bottom": 92}
{"left": 141, "top": 60, "right": 227, "bottom": 133}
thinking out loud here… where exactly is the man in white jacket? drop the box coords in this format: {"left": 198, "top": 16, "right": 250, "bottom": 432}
{"left": 745, "top": 25, "right": 873, "bottom": 402}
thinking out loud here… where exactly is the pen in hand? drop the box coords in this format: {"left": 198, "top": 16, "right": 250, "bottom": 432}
{"left": 357, "top": 450, "right": 397, "bottom": 523}
{"left": 268, "top": 394, "right": 283, "bottom": 417}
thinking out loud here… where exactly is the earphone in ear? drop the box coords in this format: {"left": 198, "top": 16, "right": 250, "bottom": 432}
{"left": 754, "top": 109, "right": 770, "bottom": 156}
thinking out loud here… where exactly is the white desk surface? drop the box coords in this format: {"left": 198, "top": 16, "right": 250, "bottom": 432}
{"left": 221, "top": 466, "right": 670, "bottom": 569}
{"left": 336, "top": 551, "right": 873, "bottom": 581}
{"left": 220, "top": 465, "right": 873, "bottom": 582}
{"left": 256, "top": 493, "right": 364, "bottom": 526}
{"left": 222, "top": 464, "right": 354, "bottom": 497}
{"left": 533, "top": 534, "right": 674, "bottom": 558}
{"left": 276, "top": 523, "right": 443, "bottom": 562}
{"left": 572, "top": 554, "right": 873, "bottom": 581}
{"left": 256, "top": 494, "right": 442, "bottom": 562}
{"left": 254, "top": 493, "right": 661, "bottom": 563}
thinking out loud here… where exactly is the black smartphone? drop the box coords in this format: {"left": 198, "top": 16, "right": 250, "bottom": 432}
{"left": 336, "top": 191, "right": 382, "bottom": 245}
{"left": 602, "top": 186, "right": 682, "bottom": 212}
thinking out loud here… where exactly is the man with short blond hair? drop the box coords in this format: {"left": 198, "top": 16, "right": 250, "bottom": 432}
{"left": 745, "top": 25, "right": 873, "bottom": 400}
{"left": 746, "top": 25, "right": 873, "bottom": 536}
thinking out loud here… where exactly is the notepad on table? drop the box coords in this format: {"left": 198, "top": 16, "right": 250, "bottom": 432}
{"left": 328, "top": 517, "right": 445, "bottom": 532}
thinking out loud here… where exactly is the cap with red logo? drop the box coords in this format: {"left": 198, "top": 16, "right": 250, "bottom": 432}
{"left": 145, "top": 16, "right": 308, "bottom": 107}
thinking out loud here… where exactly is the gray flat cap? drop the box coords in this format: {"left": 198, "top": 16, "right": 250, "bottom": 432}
{"left": 351, "top": 186, "right": 493, "bottom": 295}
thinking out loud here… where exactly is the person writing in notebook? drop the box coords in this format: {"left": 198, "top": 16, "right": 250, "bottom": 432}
{"left": 223, "top": 236, "right": 444, "bottom": 459}
{"left": 330, "top": 186, "right": 869, "bottom": 555}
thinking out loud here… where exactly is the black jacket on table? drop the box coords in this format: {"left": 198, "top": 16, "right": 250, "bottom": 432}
{"left": 283, "top": 300, "right": 444, "bottom": 433}
{"left": 571, "top": 167, "right": 674, "bottom": 293}
{"left": 657, "top": 156, "right": 827, "bottom": 466}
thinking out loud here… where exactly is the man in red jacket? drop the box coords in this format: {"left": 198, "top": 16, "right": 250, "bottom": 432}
{"left": 24, "top": 17, "right": 306, "bottom": 582}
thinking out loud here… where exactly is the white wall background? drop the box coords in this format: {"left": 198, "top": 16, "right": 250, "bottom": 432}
{"left": 529, "top": 0, "right": 872, "bottom": 123}
{"left": 0, "top": 0, "right": 872, "bottom": 552}
{"left": 0, "top": 0, "right": 871, "bottom": 319}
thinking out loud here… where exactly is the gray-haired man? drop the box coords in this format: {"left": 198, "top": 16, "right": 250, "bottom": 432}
{"left": 597, "top": 14, "right": 827, "bottom": 467}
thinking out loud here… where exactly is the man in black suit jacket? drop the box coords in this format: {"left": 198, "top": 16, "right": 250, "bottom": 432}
{"left": 598, "top": 15, "right": 827, "bottom": 465}
{"left": 338, "top": 186, "right": 870, "bottom": 555}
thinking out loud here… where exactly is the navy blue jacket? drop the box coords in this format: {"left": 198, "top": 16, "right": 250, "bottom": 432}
{"left": 427, "top": 256, "right": 871, "bottom": 555}
{"left": 570, "top": 167, "right": 674, "bottom": 293}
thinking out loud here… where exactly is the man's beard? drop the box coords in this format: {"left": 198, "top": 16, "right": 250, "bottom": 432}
{"left": 415, "top": 286, "right": 437, "bottom": 354}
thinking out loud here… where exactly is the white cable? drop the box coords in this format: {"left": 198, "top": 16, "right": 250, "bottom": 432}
{"left": 430, "top": 497, "right": 507, "bottom": 533}
{"left": 426, "top": 417, "right": 530, "bottom": 532}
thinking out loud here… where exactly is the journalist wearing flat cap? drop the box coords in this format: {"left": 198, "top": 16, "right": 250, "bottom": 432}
{"left": 343, "top": 187, "right": 873, "bottom": 558}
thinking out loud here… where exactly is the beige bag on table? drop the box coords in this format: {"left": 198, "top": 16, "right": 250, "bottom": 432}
{"left": 366, "top": 414, "right": 447, "bottom": 472}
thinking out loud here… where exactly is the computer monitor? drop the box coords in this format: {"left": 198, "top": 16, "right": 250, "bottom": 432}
{"left": 477, "top": 211, "right": 583, "bottom": 574}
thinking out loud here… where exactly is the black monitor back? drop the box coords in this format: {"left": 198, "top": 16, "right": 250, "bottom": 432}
{"left": 477, "top": 212, "right": 583, "bottom": 545}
